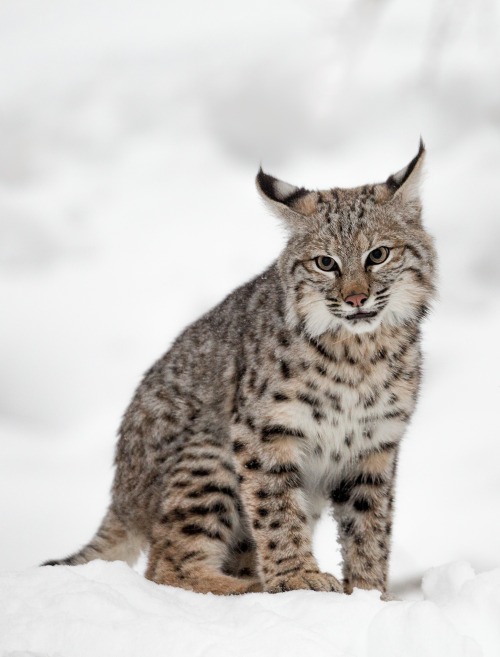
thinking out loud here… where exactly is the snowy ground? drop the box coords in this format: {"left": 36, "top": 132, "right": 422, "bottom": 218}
{"left": 1, "top": 560, "right": 500, "bottom": 657}
{"left": 1, "top": 0, "right": 500, "bottom": 655}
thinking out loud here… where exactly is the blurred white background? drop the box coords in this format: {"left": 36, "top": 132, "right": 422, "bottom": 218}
{"left": 1, "top": 0, "right": 499, "bottom": 597}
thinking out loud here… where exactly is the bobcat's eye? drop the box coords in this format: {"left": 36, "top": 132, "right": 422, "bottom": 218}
{"left": 315, "top": 256, "right": 338, "bottom": 273}
{"left": 366, "top": 247, "right": 390, "bottom": 267}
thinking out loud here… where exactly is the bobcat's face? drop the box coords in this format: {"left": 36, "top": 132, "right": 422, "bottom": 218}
{"left": 257, "top": 143, "right": 436, "bottom": 337}
{"left": 283, "top": 203, "right": 436, "bottom": 336}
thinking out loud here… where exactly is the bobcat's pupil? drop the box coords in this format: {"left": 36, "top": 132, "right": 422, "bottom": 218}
{"left": 316, "top": 256, "right": 336, "bottom": 272}
{"left": 367, "top": 246, "right": 389, "bottom": 266}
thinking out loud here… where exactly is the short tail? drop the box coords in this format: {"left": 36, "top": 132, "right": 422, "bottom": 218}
{"left": 42, "top": 507, "right": 144, "bottom": 567}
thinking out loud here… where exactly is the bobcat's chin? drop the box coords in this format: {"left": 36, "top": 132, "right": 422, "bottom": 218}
{"left": 299, "top": 302, "right": 384, "bottom": 338}
{"left": 340, "top": 312, "right": 384, "bottom": 335}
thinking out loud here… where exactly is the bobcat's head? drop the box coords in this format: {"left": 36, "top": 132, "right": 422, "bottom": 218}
{"left": 257, "top": 142, "right": 436, "bottom": 337}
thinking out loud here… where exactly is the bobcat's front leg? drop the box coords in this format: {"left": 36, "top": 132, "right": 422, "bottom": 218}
{"left": 233, "top": 424, "right": 342, "bottom": 593}
{"left": 331, "top": 444, "right": 399, "bottom": 595}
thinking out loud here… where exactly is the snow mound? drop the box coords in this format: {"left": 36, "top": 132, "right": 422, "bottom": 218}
{"left": 1, "top": 561, "right": 499, "bottom": 657}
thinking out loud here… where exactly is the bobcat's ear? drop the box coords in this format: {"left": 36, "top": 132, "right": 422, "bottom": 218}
{"left": 256, "top": 168, "right": 318, "bottom": 230}
{"left": 385, "top": 139, "right": 426, "bottom": 208}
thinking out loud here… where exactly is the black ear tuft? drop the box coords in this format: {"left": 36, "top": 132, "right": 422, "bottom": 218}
{"left": 256, "top": 168, "right": 310, "bottom": 207}
{"left": 386, "top": 139, "right": 426, "bottom": 192}
{"left": 256, "top": 167, "right": 278, "bottom": 201}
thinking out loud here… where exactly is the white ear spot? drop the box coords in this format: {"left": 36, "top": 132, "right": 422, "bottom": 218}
{"left": 274, "top": 180, "right": 300, "bottom": 202}
{"left": 396, "top": 157, "right": 425, "bottom": 206}
{"left": 387, "top": 140, "right": 426, "bottom": 206}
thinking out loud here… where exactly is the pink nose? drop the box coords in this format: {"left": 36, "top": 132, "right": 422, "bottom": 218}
{"left": 344, "top": 293, "right": 368, "bottom": 307}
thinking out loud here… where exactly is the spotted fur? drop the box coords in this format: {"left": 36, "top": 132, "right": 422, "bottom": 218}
{"left": 44, "top": 142, "right": 436, "bottom": 596}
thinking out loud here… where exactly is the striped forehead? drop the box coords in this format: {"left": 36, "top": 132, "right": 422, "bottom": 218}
{"left": 317, "top": 225, "right": 372, "bottom": 261}
{"left": 317, "top": 190, "right": 379, "bottom": 245}
{"left": 321, "top": 187, "right": 377, "bottom": 225}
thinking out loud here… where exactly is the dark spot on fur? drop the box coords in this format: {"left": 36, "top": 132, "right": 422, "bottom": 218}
{"left": 261, "top": 425, "right": 305, "bottom": 442}
{"left": 245, "top": 417, "right": 256, "bottom": 431}
{"left": 313, "top": 409, "right": 325, "bottom": 422}
{"left": 297, "top": 392, "right": 319, "bottom": 407}
{"left": 278, "top": 332, "right": 291, "bottom": 348}
{"left": 181, "top": 524, "right": 222, "bottom": 540}
{"left": 188, "top": 502, "right": 228, "bottom": 517}
{"left": 353, "top": 473, "right": 386, "bottom": 487}
{"left": 280, "top": 361, "right": 291, "bottom": 379}
{"left": 341, "top": 519, "right": 354, "bottom": 535}
{"left": 353, "top": 497, "right": 373, "bottom": 513}
{"left": 201, "top": 483, "right": 236, "bottom": 499}
{"left": 308, "top": 337, "right": 336, "bottom": 361}
{"left": 245, "top": 459, "right": 261, "bottom": 470}
{"left": 314, "top": 444, "right": 323, "bottom": 458}
{"left": 269, "top": 462, "right": 299, "bottom": 475}
{"left": 331, "top": 481, "right": 352, "bottom": 504}
{"left": 258, "top": 379, "right": 268, "bottom": 396}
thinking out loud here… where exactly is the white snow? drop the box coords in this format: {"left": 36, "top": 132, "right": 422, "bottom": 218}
{"left": 1, "top": 560, "right": 499, "bottom": 657}
{"left": 1, "top": 0, "right": 500, "bottom": 654}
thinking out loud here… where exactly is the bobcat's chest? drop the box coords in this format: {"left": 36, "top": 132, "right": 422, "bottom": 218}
{"left": 272, "top": 336, "right": 420, "bottom": 496}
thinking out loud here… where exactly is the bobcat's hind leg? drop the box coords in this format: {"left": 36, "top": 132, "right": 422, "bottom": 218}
{"left": 146, "top": 519, "right": 261, "bottom": 594}
{"left": 145, "top": 446, "right": 261, "bottom": 595}
{"left": 223, "top": 535, "right": 260, "bottom": 582}
{"left": 146, "top": 542, "right": 260, "bottom": 594}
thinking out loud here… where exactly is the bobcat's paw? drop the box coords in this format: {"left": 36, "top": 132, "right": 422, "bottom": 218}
{"left": 266, "top": 570, "right": 342, "bottom": 593}
{"left": 380, "top": 591, "right": 399, "bottom": 602}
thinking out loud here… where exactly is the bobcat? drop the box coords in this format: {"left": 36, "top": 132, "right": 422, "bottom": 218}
{"left": 44, "top": 142, "right": 436, "bottom": 596}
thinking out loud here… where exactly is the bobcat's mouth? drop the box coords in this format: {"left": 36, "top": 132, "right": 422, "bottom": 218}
{"left": 345, "top": 311, "right": 378, "bottom": 321}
